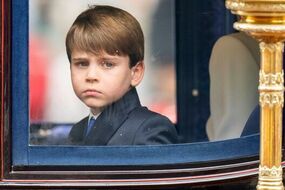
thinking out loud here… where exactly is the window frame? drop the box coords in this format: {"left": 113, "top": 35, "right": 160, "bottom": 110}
{"left": 0, "top": 0, "right": 273, "bottom": 189}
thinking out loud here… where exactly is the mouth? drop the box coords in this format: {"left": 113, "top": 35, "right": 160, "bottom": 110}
{"left": 83, "top": 89, "right": 103, "bottom": 97}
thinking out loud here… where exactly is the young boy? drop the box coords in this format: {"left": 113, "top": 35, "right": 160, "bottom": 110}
{"left": 66, "top": 5, "right": 178, "bottom": 145}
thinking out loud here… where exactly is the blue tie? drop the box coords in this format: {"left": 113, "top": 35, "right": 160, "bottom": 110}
{"left": 86, "top": 117, "right": 96, "bottom": 137}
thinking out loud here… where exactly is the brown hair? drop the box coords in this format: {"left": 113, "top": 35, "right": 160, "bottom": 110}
{"left": 66, "top": 5, "right": 144, "bottom": 67}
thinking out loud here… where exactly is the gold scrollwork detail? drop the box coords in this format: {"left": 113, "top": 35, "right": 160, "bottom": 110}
{"left": 234, "top": 23, "right": 285, "bottom": 34}
{"left": 259, "top": 42, "right": 284, "bottom": 53}
{"left": 259, "top": 165, "right": 283, "bottom": 178}
{"left": 259, "top": 92, "right": 284, "bottom": 108}
{"left": 226, "top": 0, "right": 285, "bottom": 13}
{"left": 259, "top": 70, "right": 284, "bottom": 91}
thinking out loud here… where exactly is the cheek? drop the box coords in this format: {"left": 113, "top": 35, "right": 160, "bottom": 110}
{"left": 105, "top": 72, "right": 132, "bottom": 92}
{"left": 70, "top": 71, "right": 77, "bottom": 86}
{"left": 70, "top": 71, "right": 82, "bottom": 93}
{"left": 117, "top": 72, "right": 132, "bottom": 87}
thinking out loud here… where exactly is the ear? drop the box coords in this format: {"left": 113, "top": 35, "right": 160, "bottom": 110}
{"left": 131, "top": 61, "right": 145, "bottom": 87}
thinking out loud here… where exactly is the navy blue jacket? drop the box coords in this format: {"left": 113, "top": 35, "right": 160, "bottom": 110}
{"left": 242, "top": 105, "right": 285, "bottom": 136}
{"left": 241, "top": 105, "right": 260, "bottom": 136}
{"left": 68, "top": 88, "right": 178, "bottom": 145}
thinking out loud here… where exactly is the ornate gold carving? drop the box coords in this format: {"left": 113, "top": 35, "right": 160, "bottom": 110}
{"left": 259, "top": 165, "right": 283, "bottom": 178}
{"left": 259, "top": 42, "right": 284, "bottom": 53}
{"left": 234, "top": 23, "right": 285, "bottom": 33}
{"left": 259, "top": 92, "right": 284, "bottom": 107}
{"left": 258, "top": 70, "right": 284, "bottom": 91}
{"left": 257, "top": 166, "right": 284, "bottom": 190}
{"left": 226, "top": 0, "right": 285, "bottom": 13}
{"left": 226, "top": 1, "right": 285, "bottom": 189}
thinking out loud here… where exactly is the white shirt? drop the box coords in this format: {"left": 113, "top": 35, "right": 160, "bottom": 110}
{"left": 88, "top": 111, "right": 101, "bottom": 123}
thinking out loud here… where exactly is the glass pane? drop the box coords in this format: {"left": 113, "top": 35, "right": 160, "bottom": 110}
{"left": 29, "top": 0, "right": 176, "bottom": 145}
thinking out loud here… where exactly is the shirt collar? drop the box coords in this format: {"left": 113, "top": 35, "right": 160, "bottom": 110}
{"left": 88, "top": 111, "right": 100, "bottom": 122}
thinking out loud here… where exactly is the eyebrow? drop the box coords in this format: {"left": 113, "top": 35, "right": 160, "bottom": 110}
{"left": 71, "top": 58, "right": 88, "bottom": 62}
{"left": 71, "top": 54, "right": 122, "bottom": 62}
{"left": 98, "top": 55, "right": 120, "bottom": 60}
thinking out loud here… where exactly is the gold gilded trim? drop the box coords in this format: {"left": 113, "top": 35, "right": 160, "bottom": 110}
{"left": 226, "top": 0, "right": 285, "bottom": 13}
{"left": 259, "top": 42, "right": 284, "bottom": 53}
{"left": 234, "top": 23, "right": 285, "bottom": 33}
{"left": 259, "top": 92, "right": 284, "bottom": 107}
{"left": 257, "top": 166, "right": 284, "bottom": 190}
{"left": 259, "top": 70, "right": 284, "bottom": 91}
{"left": 226, "top": 1, "right": 285, "bottom": 189}
{"left": 259, "top": 165, "right": 283, "bottom": 178}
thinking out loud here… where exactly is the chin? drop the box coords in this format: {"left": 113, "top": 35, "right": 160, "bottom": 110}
{"left": 84, "top": 101, "right": 106, "bottom": 110}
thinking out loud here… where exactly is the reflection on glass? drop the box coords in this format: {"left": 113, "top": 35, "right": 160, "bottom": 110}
{"left": 29, "top": 0, "right": 176, "bottom": 145}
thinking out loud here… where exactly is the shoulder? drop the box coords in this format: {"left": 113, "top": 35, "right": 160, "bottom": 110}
{"left": 210, "top": 33, "right": 259, "bottom": 71}
{"left": 67, "top": 116, "right": 89, "bottom": 145}
{"left": 213, "top": 34, "right": 248, "bottom": 53}
{"left": 129, "top": 106, "right": 172, "bottom": 124}
{"left": 71, "top": 116, "right": 88, "bottom": 130}
{"left": 68, "top": 116, "right": 88, "bottom": 138}
{"left": 212, "top": 32, "right": 258, "bottom": 56}
{"left": 129, "top": 107, "right": 178, "bottom": 145}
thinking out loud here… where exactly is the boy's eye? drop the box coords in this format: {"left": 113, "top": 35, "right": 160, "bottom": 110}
{"left": 101, "top": 61, "right": 114, "bottom": 69}
{"left": 74, "top": 62, "right": 89, "bottom": 68}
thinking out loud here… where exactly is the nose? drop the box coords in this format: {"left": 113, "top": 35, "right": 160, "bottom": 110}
{"left": 86, "top": 65, "right": 99, "bottom": 83}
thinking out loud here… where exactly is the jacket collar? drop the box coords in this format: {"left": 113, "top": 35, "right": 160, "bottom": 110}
{"left": 84, "top": 87, "right": 141, "bottom": 145}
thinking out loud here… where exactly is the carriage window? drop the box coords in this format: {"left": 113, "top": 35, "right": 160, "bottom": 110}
{"left": 8, "top": 0, "right": 261, "bottom": 171}
{"left": 28, "top": 0, "right": 254, "bottom": 146}
{"left": 29, "top": 0, "right": 177, "bottom": 145}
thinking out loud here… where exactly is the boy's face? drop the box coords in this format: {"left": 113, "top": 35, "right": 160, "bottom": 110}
{"left": 70, "top": 50, "right": 144, "bottom": 114}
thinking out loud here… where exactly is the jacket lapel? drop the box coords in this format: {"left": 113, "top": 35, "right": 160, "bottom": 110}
{"left": 84, "top": 110, "right": 128, "bottom": 145}
{"left": 84, "top": 88, "right": 141, "bottom": 145}
{"left": 68, "top": 117, "right": 88, "bottom": 145}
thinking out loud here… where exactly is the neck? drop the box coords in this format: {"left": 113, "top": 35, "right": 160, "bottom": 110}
{"left": 91, "top": 107, "right": 104, "bottom": 116}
